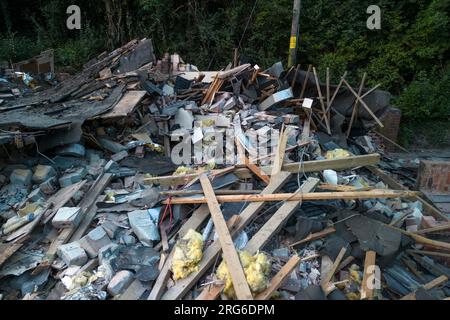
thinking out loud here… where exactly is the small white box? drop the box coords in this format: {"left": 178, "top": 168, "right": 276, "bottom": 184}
{"left": 302, "top": 98, "right": 314, "bottom": 109}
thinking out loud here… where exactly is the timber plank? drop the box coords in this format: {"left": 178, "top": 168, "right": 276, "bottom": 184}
{"left": 200, "top": 174, "right": 253, "bottom": 300}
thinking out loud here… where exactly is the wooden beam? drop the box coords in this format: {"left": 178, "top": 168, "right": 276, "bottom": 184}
{"left": 0, "top": 243, "right": 23, "bottom": 268}
{"left": 321, "top": 247, "right": 347, "bottom": 291}
{"left": 342, "top": 78, "right": 384, "bottom": 128}
{"left": 271, "top": 124, "right": 289, "bottom": 177}
{"left": 400, "top": 275, "right": 448, "bottom": 300}
{"left": 246, "top": 161, "right": 270, "bottom": 184}
{"left": 406, "top": 249, "right": 450, "bottom": 259}
{"left": 312, "top": 67, "right": 331, "bottom": 134}
{"left": 268, "top": 153, "right": 380, "bottom": 174}
{"left": 346, "top": 73, "right": 367, "bottom": 138}
{"left": 245, "top": 178, "right": 320, "bottom": 253}
{"left": 161, "top": 172, "right": 291, "bottom": 300}
{"left": 361, "top": 250, "right": 377, "bottom": 300}
{"left": 162, "top": 189, "right": 419, "bottom": 205}
{"left": 325, "top": 71, "right": 347, "bottom": 115}
{"left": 336, "top": 256, "right": 355, "bottom": 273}
{"left": 289, "top": 227, "right": 336, "bottom": 247}
{"left": 160, "top": 189, "right": 261, "bottom": 196}
{"left": 255, "top": 255, "right": 301, "bottom": 300}
{"left": 145, "top": 154, "right": 380, "bottom": 186}
{"left": 388, "top": 226, "right": 450, "bottom": 251}
{"left": 236, "top": 137, "right": 270, "bottom": 184}
{"left": 291, "top": 64, "right": 301, "bottom": 90}
{"left": 299, "top": 65, "right": 312, "bottom": 99}
{"left": 200, "top": 174, "right": 253, "bottom": 300}
{"left": 415, "top": 223, "right": 450, "bottom": 235}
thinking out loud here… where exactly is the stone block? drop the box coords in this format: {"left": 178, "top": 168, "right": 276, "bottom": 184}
{"left": 57, "top": 242, "right": 88, "bottom": 266}
{"left": 79, "top": 226, "right": 112, "bottom": 258}
{"left": 52, "top": 207, "right": 82, "bottom": 229}
{"left": 32, "top": 165, "right": 56, "bottom": 184}
{"left": 10, "top": 169, "right": 32, "bottom": 186}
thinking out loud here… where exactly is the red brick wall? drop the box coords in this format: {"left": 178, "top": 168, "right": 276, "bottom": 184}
{"left": 417, "top": 160, "right": 450, "bottom": 194}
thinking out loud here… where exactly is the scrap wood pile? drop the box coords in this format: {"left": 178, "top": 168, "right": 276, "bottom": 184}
{"left": 0, "top": 39, "right": 449, "bottom": 301}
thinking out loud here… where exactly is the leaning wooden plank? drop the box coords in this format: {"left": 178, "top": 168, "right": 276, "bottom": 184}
{"left": 289, "top": 227, "right": 336, "bottom": 247}
{"left": 5, "top": 208, "right": 48, "bottom": 243}
{"left": 161, "top": 172, "right": 291, "bottom": 300}
{"left": 245, "top": 178, "right": 320, "bottom": 253}
{"left": 342, "top": 78, "right": 384, "bottom": 127}
{"left": 367, "top": 166, "right": 449, "bottom": 222}
{"left": 346, "top": 73, "right": 367, "bottom": 138}
{"left": 147, "top": 205, "right": 210, "bottom": 300}
{"left": 321, "top": 247, "right": 347, "bottom": 291}
{"left": 200, "top": 174, "right": 253, "bottom": 300}
{"left": 336, "top": 256, "right": 355, "bottom": 273}
{"left": 360, "top": 250, "right": 377, "bottom": 300}
{"left": 406, "top": 249, "right": 450, "bottom": 259}
{"left": 99, "top": 90, "right": 146, "bottom": 119}
{"left": 255, "top": 255, "right": 301, "bottom": 300}
{"left": 271, "top": 124, "right": 289, "bottom": 177}
{"left": 145, "top": 154, "right": 380, "bottom": 186}
{"left": 415, "top": 223, "right": 450, "bottom": 235}
{"left": 388, "top": 226, "right": 450, "bottom": 251}
{"left": 162, "top": 189, "right": 419, "bottom": 205}
{"left": 300, "top": 113, "right": 311, "bottom": 143}
{"left": 70, "top": 173, "right": 113, "bottom": 241}
{"left": 217, "top": 63, "right": 251, "bottom": 79}
{"left": 299, "top": 65, "right": 312, "bottom": 99}
{"left": 325, "top": 71, "right": 347, "bottom": 115}
{"left": 0, "top": 243, "right": 23, "bottom": 268}
{"left": 273, "top": 154, "right": 380, "bottom": 174}
{"left": 312, "top": 67, "right": 331, "bottom": 134}
{"left": 236, "top": 137, "right": 270, "bottom": 184}
{"left": 160, "top": 189, "right": 261, "bottom": 196}
{"left": 400, "top": 275, "right": 448, "bottom": 300}
{"left": 246, "top": 162, "right": 270, "bottom": 184}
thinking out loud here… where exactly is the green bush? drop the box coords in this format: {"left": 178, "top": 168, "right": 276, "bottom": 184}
{"left": 395, "top": 68, "right": 450, "bottom": 120}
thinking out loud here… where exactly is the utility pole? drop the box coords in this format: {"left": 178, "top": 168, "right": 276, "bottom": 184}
{"left": 288, "top": 0, "right": 301, "bottom": 68}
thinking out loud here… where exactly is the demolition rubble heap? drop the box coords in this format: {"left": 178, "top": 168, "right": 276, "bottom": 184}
{"left": 0, "top": 39, "right": 449, "bottom": 300}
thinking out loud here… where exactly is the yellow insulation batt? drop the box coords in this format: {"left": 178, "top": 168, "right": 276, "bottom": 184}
{"left": 216, "top": 251, "right": 271, "bottom": 299}
{"left": 171, "top": 229, "right": 204, "bottom": 280}
{"left": 325, "top": 148, "right": 351, "bottom": 159}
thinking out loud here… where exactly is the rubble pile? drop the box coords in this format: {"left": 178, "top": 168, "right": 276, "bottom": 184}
{"left": 0, "top": 39, "right": 449, "bottom": 301}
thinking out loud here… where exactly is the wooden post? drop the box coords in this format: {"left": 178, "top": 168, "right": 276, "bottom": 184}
{"left": 346, "top": 73, "right": 367, "bottom": 138}
{"left": 199, "top": 174, "right": 254, "bottom": 300}
{"left": 287, "top": 0, "right": 301, "bottom": 68}
{"left": 361, "top": 250, "right": 377, "bottom": 300}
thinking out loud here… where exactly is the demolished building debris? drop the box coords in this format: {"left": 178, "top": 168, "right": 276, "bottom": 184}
{"left": 0, "top": 39, "right": 449, "bottom": 301}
